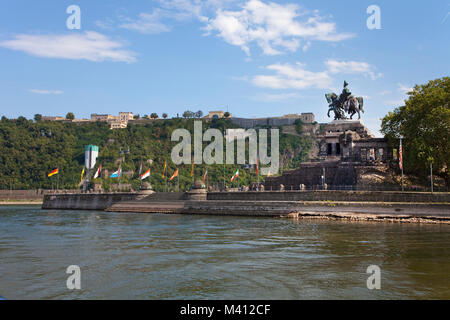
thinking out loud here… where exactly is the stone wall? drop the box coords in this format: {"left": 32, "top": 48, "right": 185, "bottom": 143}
{"left": 0, "top": 190, "right": 46, "bottom": 200}
{"left": 42, "top": 193, "right": 140, "bottom": 210}
{"left": 264, "top": 161, "right": 358, "bottom": 190}
{"left": 207, "top": 190, "right": 450, "bottom": 203}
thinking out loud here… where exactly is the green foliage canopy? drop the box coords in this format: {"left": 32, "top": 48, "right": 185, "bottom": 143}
{"left": 381, "top": 77, "right": 449, "bottom": 185}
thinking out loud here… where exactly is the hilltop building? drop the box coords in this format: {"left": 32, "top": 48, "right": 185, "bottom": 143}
{"left": 230, "top": 113, "right": 315, "bottom": 129}
{"left": 91, "top": 114, "right": 117, "bottom": 122}
{"left": 205, "top": 111, "right": 232, "bottom": 119}
{"left": 119, "top": 112, "right": 134, "bottom": 122}
{"left": 42, "top": 116, "right": 66, "bottom": 122}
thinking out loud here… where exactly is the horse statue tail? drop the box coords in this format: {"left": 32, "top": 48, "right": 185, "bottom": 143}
{"left": 357, "top": 97, "right": 364, "bottom": 113}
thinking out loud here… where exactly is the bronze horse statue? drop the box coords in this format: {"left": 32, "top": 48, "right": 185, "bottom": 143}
{"left": 343, "top": 96, "right": 364, "bottom": 120}
{"left": 326, "top": 81, "right": 365, "bottom": 120}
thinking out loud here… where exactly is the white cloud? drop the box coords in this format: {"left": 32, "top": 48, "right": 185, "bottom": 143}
{"left": 29, "top": 89, "right": 63, "bottom": 95}
{"left": 252, "top": 62, "right": 332, "bottom": 90}
{"left": 205, "top": 0, "right": 354, "bottom": 55}
{"left": 397, "top": 83, "right": 413, "bottom": 94}
{"left": 118, "top": 0, "right": 233, "bottom": 34}
{"left": 0, "top": 31, "right": 136, "bottom": 63}
{"left": 119, "top": 9, "right": 174, "bottom": 34}
{"left": 325, "top": 59, "right": 383, "bottom": 80}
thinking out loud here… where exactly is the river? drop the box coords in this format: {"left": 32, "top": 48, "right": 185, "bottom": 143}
{"left": 0, "top": 205, "right": 449, "bottom": 300}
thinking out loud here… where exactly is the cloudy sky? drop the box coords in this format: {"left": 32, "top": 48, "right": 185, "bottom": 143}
{"left": 0, "top": 0, "right": 449, "bottom": 136}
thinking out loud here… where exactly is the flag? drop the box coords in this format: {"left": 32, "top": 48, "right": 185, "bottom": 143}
{"left": 140, "top": 169, "right": 150, "bottom": 181}
{"left": 162, "top": 161, "right": 167, "bottom": 178}
{"left": 230, "top": 169, "right": 239, "bottom": 182}
{"left": 93, "top": 165, "right": 102, "bottom": 179}
{"left": 80, "top": 167, "right": 85, "bottom": 183}
{"left": 110, "top": 166, "right": 122, "bottom": 178}
{"left": 267, "top": 170, "right": 271, "bottom": 177}
{"left": 169, "top": 169, "right": 179, "bottom": 181}
{"left": 48, "top": 168, "right": 59, "bottom": 177}
{"left": 191, "top": 161, "right": 194, "bottom": 177}
{"left": 256, "top": 159, "right": 259, "bottom": 176}
{"left": 399, "top": 139, "right": 403, "bottom": 170}
{"left": 203, "top": 169, "right": 208, "bottom": 182}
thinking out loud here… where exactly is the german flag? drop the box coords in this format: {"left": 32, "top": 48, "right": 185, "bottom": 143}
{"left": 48, "top": 168, "right": 59, "bottom": 177}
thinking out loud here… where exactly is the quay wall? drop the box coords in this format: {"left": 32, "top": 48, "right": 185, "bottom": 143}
{"left": 42, "top": 193, "right": 140, "bottom": 210}
{"left": 183, "top": 200, "right": 450, "bottom": 218}
{"left": 0, "top": 190, "right": 45, "bottom": 200}
{"left": 207, "top": 191, "right": 450, "bottom": 203}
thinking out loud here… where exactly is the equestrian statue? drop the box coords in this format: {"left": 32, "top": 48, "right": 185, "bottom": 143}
{"left": 325, "top": 81, "right": 365, "bottom": 120}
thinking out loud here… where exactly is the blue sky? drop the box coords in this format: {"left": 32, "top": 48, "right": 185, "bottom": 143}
{"left": 0, "top": 0, "right": 449, "bottom": 136}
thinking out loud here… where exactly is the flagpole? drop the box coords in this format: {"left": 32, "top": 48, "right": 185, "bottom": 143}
{"left": 238, "top": 171, "right": 240, "bottom": 190}
{"left": 178, "top": 173, "right": 180, "bottom": 192}
{"left": 223, "top": 129, "right": 226, "bottom": 191}
{"left": 257, "top": 159, "right": 260, "bottom": 191}
{"left": 139, "top": 161, "right": 143, "bottom": 191}
{"left": 400, "top": 137, "right": 404, "bottom": 191}
{"left": 118, "top": 158, "right": 122, "bottom": 192}
{"left": 430, "top": 162, "right": 433, "bottom": 193}
{"left": 57, "top": 168, "right": 60, "bottom": 191}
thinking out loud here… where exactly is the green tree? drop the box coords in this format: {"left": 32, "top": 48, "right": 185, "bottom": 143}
{"left": 34, "top": 114, "right": 42, "bottom": 122}
{"left": 224, "top": 112, "right": 231, "bottom": 118}
{"left": 66, "top": 112, "right": 75, "bottom": 120}
{"left": 162, "top": 113, "right": 168, "bottom": 119}
{"left": 195, "top": 110, "right": 203, "bottom": 118}
{"left": 381, "top": 77, "right": 450, "bottom": 186}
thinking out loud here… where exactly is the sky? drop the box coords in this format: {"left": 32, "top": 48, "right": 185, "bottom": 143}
{"left": 0, "top": 0, "right": 449, "bottom": 136}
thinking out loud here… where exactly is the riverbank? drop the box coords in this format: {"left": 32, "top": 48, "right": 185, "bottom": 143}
{"left": 0, "top": 200, "right": 43, "bottom": 205}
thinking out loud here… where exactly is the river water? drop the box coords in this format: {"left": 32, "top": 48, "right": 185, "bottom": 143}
{"left": 0, "top": 205, "right": 449, "bottom": 300}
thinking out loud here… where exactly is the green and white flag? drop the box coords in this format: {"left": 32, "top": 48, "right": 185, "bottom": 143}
{"left": 230, "top": 169, "right": 239, "bottom": 182}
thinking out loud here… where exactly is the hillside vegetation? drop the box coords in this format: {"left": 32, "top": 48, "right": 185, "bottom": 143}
{"left": 0, "top": 117, "right": 313, "bottom": 191}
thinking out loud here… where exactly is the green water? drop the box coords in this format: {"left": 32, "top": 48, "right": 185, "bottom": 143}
{"left": 0, "top": 206, "right": 449, "bottom": 299}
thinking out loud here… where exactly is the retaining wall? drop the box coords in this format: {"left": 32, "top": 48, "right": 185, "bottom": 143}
{"left": 207, "top": 191, "right": 450, "bottom": 203}
{"left": 42, "top": 193, "right": 140, "bottom": 210}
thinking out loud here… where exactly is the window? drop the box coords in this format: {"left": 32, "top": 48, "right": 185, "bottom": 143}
{"left": 336, "top": 143, "right": 341, "bottom": 155}
{"left": 327, "top": 143, "right": 333, "bottom": 155}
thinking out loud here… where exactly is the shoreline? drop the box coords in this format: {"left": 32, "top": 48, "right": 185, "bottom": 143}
{"left": 38, "top": 191, "right": 450, "bottom": 225}
{"left": 280, "top": 211, "right": 450, "bottom": 224}
{"left": 0, "top": 201, "right": 43, "bottom": 205}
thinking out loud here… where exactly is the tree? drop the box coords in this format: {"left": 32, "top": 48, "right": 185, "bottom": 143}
{"left": 162, "top": 113, "right": 168, "bottom": 119}
{"left": 183, "top": 110, "right": 194, "bottom": 119}
{"left": 66, "top": 112, "right": 75, "bottom": 120}
{"left": 195, "top": 110, "right": 203, "bottom": 118}
{"left": 224, "top": 112, "right": 231, "bottom": 118}
{"left": 381, "top": 77, "right": 449, "bottom": 186}
{"left": 34, "top": 114, "right": 42, "bottom": 122}
{"left": 134, "top": 114, "right": 140, "bottom": 120}
{"left": 150, "top": 113, "right": 159, "bottom": 119}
